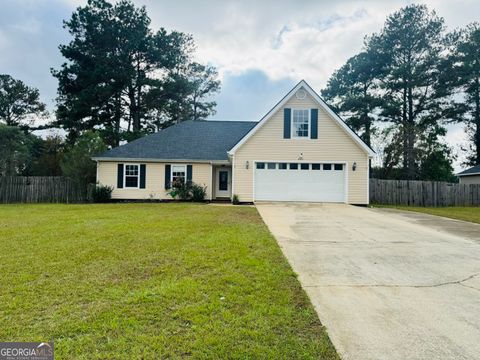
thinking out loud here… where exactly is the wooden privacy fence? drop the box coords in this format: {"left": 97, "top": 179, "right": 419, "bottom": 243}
{"left": 0, "top": 177, "right": 88, "bottom": 204}
{"left": 370, "top": 179, "right": 480, "bottom": 207}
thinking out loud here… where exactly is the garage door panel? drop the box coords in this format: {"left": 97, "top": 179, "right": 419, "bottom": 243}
{"left": 254, "top": 163, "right": 345, "bottom": 202}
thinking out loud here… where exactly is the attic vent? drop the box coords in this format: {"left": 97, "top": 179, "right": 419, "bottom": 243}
{"left": 295, "top": 89, "right": 306, "bottom": 100}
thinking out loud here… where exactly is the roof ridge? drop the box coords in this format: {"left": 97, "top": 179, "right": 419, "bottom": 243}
{"left": 175, "top": 119, "right": 256, "bottom": 124}
{"left": 203, "top": 120, "right": 257, "bottom": 123}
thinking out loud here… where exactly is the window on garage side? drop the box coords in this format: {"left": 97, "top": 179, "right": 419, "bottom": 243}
{"left": 292, "top": 109, "right": 309, "bottom": 138}
{"left": 278, "top": 163, "right": 287, "bottom": 170}
{"left": 334, "top": 164, "right": 344, "bottom": 171}
{"left": 323, "top": 163, "right": 332, "bottom": 170}
{"left": 267, "top": 162, "right": 276, "bottom": 169}
{"left": 125, "top": 164, "right": 139, "bottom": 188}
{"left": 312, "top": 163, "right": 321, "bottom": 170}
{"left": 256, "top": 162, "right": 265, "bottom": 169}
{"left": 289, "top": 163, "right": 298, "bottom": 170}
{"left": 300, "top": 163, "right": 309, "bottom": 170}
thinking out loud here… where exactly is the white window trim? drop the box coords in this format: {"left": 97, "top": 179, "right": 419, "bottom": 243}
{"left": 291, "top": 108, "right": 310, "bottom": 139}
{"left": 124, "top": 163, "right": 140, "bottom": 189}
{"left": 170, "top": 164, "right": 187, "bottom": 185}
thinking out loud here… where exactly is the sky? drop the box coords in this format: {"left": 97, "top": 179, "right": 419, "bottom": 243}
{"left": 1, "top": 0, "right": 479, "bottom": 170}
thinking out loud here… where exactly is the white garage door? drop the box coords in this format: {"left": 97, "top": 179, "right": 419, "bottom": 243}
{"left": 254, "top": 162, "right": 346, "bottom": 202}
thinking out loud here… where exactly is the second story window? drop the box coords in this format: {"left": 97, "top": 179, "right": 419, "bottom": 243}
{"left": 292, "top": 109, "right": 309, "bottom": 138}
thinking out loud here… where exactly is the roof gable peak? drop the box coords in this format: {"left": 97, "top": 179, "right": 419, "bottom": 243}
{"left": 228, "top": 80, "right": 375, "bottom": 157}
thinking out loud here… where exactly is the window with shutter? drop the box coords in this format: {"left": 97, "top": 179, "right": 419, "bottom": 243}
{"left": 124, "top": 164, "right": 140, "bottom": 188}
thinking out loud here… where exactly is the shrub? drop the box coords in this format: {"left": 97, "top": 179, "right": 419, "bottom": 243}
{"left": 191, "top": 183, "right": 207, "bottom": 202}
{"left": 232, "top": 194, "right": 240, "bottom": 205}
{"left": 168, "top": 180, "right": 190, "bottom": 200}
{"left": 168, "top": 181, "right": 206, "bottom": 202}
{"left": 91, "top": 184, "right": 113, "bottom": 203}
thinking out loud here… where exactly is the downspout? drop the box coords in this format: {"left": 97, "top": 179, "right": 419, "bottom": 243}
{"left": 95, "top": 160, "right": 99, "bottom": 184}
{"left": 231, "top": 154, "right": 235, "bottom": 201}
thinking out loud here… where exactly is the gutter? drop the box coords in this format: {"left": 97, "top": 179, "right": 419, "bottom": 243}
{"left": 92, "top": 157, "right": 230, "bottom": 165}
{"left": 457, "top": 172, "right": 480, "bottom": 177}
{"left": 91, "top": 156, "right": 228, "bottom": 163}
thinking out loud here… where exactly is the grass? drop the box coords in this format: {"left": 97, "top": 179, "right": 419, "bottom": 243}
{"left": 0, "top": 203, "right": 337, "bottom": 359}
{"left": 375, "top": 205, "right": 480, "bottom": 224}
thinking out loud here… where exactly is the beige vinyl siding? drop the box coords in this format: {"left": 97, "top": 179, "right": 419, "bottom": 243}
{"left": 233, "top": 92, "right": 369, "bottom": 204}
{"left": 459, "top": 175, "right": 480, "bottom": 185}
{"left": 97, "top": 161, "right": 213, "bottom": 200}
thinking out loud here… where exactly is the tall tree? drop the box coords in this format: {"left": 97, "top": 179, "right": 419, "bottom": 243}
{"left": 53, "top": 0, "right": 220, "bottom": 147}
{"left": 443, "top": 23, "right": 480, "bottom": 165}
{"left": 23, "top": 134, "right": 65, "bottom": 176}
{"left": 0, "top": 125, "right": 31, "bottom": 176}
{"left": 0, "top": 74, "right": 47, "bottom": 130}
{"left": 60, "top": 131, "right": 107, "bottom": 185}
{"left": 146, "top": 63, "right": 221, "bottom": 129}
{"left": 321, "top": 50, "right": 383, "bottom": 147}
{"left": 370, "top": 5, "right": 449, "bottom": 179}
{"left": 182, "top": 63, "right": 221, "bottom": 121}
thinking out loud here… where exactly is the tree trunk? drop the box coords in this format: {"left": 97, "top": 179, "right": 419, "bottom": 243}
{"left": 475, "top": 76, "right": 480, "bottom": 164}
{"left": 135, "top": 82, "right": 142, "bottom": 129}
{"left": 113, "top": 93, "right": 121, "bottom": 147}
{"left": 363, "top": 87, "right": 371, "bottom": 147}
{"left": 5, "top": 108, "right": 12, "bottom": 126}
{"left": 132, "top": 59, "right": 142, "bottom": 131}
{"left": 128, "top": 86, "right": 139, "bottom": 132}
{"left": 407, "top": 85, "right": 415, "bottom": 179}
{"left": 402, "top": 85, "right": 408, "bottom": 177}
{"left": 364, "top": 114, "right": 371, "bottom": 147}
{"left": 193, "top": 94, "right": 197, "bottom": 121}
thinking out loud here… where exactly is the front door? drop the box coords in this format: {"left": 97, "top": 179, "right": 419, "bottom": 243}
{"left": 215, "top": 168, "right": 231, "bottom": 198}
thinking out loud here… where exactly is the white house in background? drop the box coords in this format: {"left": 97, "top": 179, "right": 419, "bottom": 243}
{"left": 457, "top": 165, "right": 480, "bottom": 185}
{"left": 93, "top": 80, "right": 375, "bottom": 204}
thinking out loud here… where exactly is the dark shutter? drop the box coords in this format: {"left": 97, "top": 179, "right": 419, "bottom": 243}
{"left": 117, "top": 164, "right": 124, "bottom": 188}
{"left": 187, "top": 165, "right": 192, "bottom": 184}
{"left": 283, "top": 108, "right": 291, "bottom": 139}
{"left": 140, "top": 164, "right": 146, "bottom": 189}
{"left": 311, "top": 109, "right": 318, "bottom": 139}
{"left": 165, "top": 164, "right": 171, "bottom": 189}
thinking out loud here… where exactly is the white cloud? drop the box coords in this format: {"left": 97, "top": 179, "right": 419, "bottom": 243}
{"left": 140, "top": 0, "right": 479, "bottom": 171}
{"left": 138, "top": 0, "right": 480, "bottom": 90}
{"left": 141, "top": 0, "right": 393, "bottom": 88}
{"left": 2, "top": 0, "right": 478, "bottom": 166}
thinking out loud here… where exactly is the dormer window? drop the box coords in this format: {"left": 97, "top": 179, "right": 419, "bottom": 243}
{"left": 292, "top": 109, "right": 310, "bottom": 138}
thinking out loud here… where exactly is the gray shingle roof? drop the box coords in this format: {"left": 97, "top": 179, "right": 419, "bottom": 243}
{"left": 94, "top": 120, "right": 257, "bottom": 161}
{"left": 457, "top": 164, "right": 480, "bottom": 176}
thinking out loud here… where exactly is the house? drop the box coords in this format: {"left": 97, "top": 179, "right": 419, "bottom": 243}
{"left": 93, "top": 80, "right": 375, "bottom": 203}
{"left": 457, "top": 165, "right": 480, "bottom": 185}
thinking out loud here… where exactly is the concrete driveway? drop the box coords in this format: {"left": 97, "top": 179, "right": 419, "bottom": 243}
{"left": 256, "top": 203, "right": 480, "bottom": 360}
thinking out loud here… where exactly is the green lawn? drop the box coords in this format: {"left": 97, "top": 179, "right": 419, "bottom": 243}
{"left": 0, "top": 203, "right": 337, "bottom": 359}
{"left": 376, "top": 205, "right": 480, "bottom": 224}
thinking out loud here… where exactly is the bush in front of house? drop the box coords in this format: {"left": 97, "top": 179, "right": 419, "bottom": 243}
{"left": 190, "top": 183, "right": 207, "bottom": 202}
{"left": 91, "top": 184, "right": 113, "bottom": 203}
{"left": 232, "top": 194, "right": 240, "bottom": 205}
{"left": 168, "top": 181, "right": 207, "bottom": 202}
{"left": 168, "top": 180, "right": 190, "bottom": 200}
